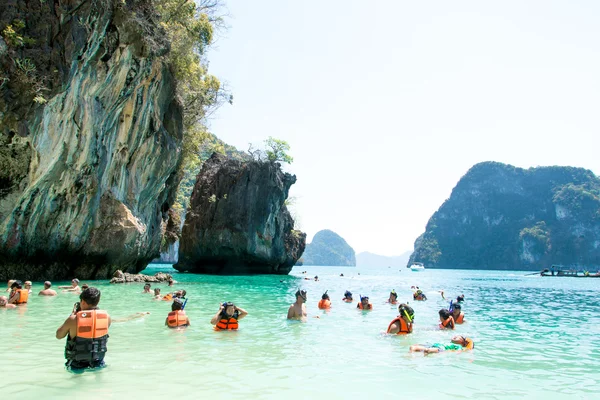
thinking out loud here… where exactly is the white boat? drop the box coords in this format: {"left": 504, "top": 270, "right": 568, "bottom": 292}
{"left": 410, "top": 262, "right": 425, "bottom": 271}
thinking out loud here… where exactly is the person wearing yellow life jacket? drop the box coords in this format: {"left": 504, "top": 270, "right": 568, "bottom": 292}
{"left": 387, "top": 303, "right": 414, "bottom": 335}
{"left": 439, "top": 309, "right": 455, "bottom": 330}
{"left": 387, "top": 290, "right": 399, "bottom": 304}
{"left": 450, "top": 303, "right": 465, "bottom": 324}
{"left": 166, "top": 298, "right": 190, "bottom": 328}
{"left": 318, "top": 291, "right": 331, "bottom": 309}
{"left": 342, "top": 290, "right": 353, "bottom": 303}
{"left": 8, "top": 281, "right": 29, "bottom": 305}
{"left": 56, "top": 287, "right": 111, "bottom": 370}
{"left": 357, "top": 296, "right": 373, "bottom": 310}
{"left": 211, "top": 302, "right": 248, "bottom": 330}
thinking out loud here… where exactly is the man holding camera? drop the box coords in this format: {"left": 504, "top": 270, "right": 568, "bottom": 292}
{"left": 56, "top": 287, "right": 111, "bottom": 370}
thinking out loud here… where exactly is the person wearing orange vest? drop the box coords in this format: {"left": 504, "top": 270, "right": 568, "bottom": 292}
{"left": 166, "top": 298, "right": 190, "bottom": 328}
{"left": 410, "top": 335, "right": 474, "bottom": 354}
{"left": 56, "top": 287, "right": 111, "bottom": 370}
{"left": 450, "top": 303, "right": 465, "bottom": 324}
{"left": 318, "top": 291, "right": 331, "bottom": 309}
{"left": 211, "top": 302, "right": 248, "bottom": 330}
{"left": 387, "top": 303, "right": 414, "bottom": 335}
{"left": 8, "top": 280, "right": 29, "bottom": 305}
{"left": 439, "top": 309, "right": 455, "bottom": 330}
{"left": 357, "top": 296, "right": 373, "bottom": 310}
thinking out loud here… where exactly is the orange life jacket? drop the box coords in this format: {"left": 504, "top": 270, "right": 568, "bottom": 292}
{"left": 16, "top": 289, "right": 29, "bottom": 304}
{"left": 440, "top": 316, "right": 455, "bottom": 330}
{"left": 162, "top": 293, "right": 173, "bottom": 301}
{"left": 215, "top": 317, "right": 239, "bottom": 331}
{"left": 167, "top": 310, "right": 188, "bottom": 328}
{"left": 76, "top": 310, "right": 109, "bottom": 339}
{"left": 387, "top": 317, "right": 412, "bottom": 335}
{"left": 357, "top": 302, "right": 373, "bottom": 310}
{"left": 318, "top": 299, "right": 331, "bottom": 309}
{"left": 454, "top": 312, "right": 464, "bottom": 324}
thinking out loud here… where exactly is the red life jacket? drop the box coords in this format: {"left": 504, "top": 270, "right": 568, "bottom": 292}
{"left": 387, "top": 317, "right": 412, "bottom": 335}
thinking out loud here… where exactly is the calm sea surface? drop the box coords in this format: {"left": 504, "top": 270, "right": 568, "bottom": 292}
{"left": 1, "top": 265, "right": 599, "bottom": 399}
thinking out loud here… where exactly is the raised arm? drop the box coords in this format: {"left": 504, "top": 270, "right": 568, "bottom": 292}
{"left": 210, "top": 305, "right": 224, "bottom": 325}
{"left": 235, "top": 306, "right": 248, "bottom": 320}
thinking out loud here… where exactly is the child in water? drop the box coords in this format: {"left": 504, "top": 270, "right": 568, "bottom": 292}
{"left": 410, "top": 335, "right": 474, "bottom": 354}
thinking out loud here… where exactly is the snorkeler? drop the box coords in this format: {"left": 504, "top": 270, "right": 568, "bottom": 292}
{"left": 39, "top": 281, "right": 57, "bottom": 296}
{"left": 318, "top": 291, "right": 331, "bottom": 309}
{"left": 211, "top": 302, "right": 248, "bottom": 330}
{"left": 357, "top": 296, "right": 373, "bottom": 310}
{"left": 450, "top": 303, "right": 465, "bottom": 324}
{"left": 387, "top": 290, "right": 398, "bottom": 304}
{"left": 8, "top": 280, "right": 28, "bottom": 305}
{"left": 56, "top": 287, "right": 111, "bottom": 370}
{"left": 0, "top": 295, "right": 17, "bottom": 309}
{"left": 413, "top": 289, "right": 427, "bottom": 301}
{"left": 409, "top": 335, "right": 474, "bottom": 354}
{"left": 166, "top": 299, "right": 190, "bottom": 328}
{"left": 342, "top": 290, "right": 353, "bottom": 303}
{"left": 387, "top": 303, "right": 414, "bottom": 335}
{"left": 59, "top": 279, "right": 81, "bottom": 293}
{"left": 439, "top": 309, "right": 455, "bottom": 330}
{"left": 287, "top": 289, "right": 307, "bottom": 320}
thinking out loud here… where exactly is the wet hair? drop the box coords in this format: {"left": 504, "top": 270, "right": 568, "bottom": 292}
{"left": 44, "top": 281, "right": 51, "bottom": 289}
{"left": 390, "top": 290, "right": 397, "bottom": 299}
{"left": 72, "top": 279, "right": 80, "bottom": 284}
{"left": 172, "top": 298, "right": 184, "bottom": 311}
{"left": 144, "top": 283, "right": 151, "bottom": 288}
{"left": 344, "top": 290, "right": 352, "bottom": 298}
{"left": 154, "top": 288, "right": 161, "bottom": 295}
{"left": 398, "top": 303, "right": 415, "bottom": 321}
{"left": 452, "top": 303, "right": 462, "bottom": 310}
{"left": 81, "top": 284, "right": 89, "bottom": 290}
{"left": 80, "top": 287, "right": 101, "bottom": 306}
{"left": 439, "top": 309, "right": 451, "bottom": 319}
{"left": 295, "top": 289, "right": 307, "bottom": 300}
{"left": 456, "top": 295, "right": 465, "bottom": 302}
{"left": 321, "top": 291, "right": 330, "bottom": 300}
{"left": 11, "top": 280, "right": 22, "bottom": 289}
{"left": 180, "top": 290, "right": 187, "bottom": 297}
{"left": 24, "top": 281, "right": 32, "bottom": 286}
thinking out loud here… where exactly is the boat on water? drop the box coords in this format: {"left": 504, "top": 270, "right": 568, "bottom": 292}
{"left": 410, "top": 262, "right": 425, "bottom": 271}
{"left": 536, "top": 266, "right": 600, "bottom": 278}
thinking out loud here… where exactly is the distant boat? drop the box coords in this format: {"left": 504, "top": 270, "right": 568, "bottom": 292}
{"left": 529, "top": 265, "right": 600, "bottom": 278}
{"left": 410, "top": 262, "right": 425, "bottom": 271}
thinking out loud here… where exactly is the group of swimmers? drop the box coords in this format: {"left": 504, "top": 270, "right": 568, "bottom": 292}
{"left": 2, "top": 276, "right": 474, "bottom": 371}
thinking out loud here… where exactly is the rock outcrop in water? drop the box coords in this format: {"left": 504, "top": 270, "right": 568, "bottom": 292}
{"left": 0, "top": 1, "right": 182, "bottom": 280}
{"left": 109, "top": 269, "right": 173, "bottom": 284}
{"left": 409, "top": 162, "right": 600, "bottom": 270}
{"left": 301, "top": 230, "right": 356, "bottom": 266}
{"left": 175, "top": 153, "right": 306, "bottom": 274}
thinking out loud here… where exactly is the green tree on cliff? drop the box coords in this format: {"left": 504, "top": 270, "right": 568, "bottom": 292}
{"left": 265, "top": 137, "right": 294, "bottom": 164}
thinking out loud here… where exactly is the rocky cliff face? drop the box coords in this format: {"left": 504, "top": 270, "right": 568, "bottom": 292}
{"left": 175, "top": 153, "right": 306, "bottom": 274}
{"left": 409, "top": 162, "right": 600, "bottom": 270}
{"left": 0, "top": 0, "right": 182, "bottom": 280}
{"left": 302, "top": 229, "right": 356, "bottom": 266}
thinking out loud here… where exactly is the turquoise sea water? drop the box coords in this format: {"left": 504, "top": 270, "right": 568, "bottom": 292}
{"left": 1, "top": 265, "right": 599, "bottom": 399}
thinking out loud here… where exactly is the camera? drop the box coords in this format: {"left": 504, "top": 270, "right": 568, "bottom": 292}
{"left": 73, "top": 302, "right": 81, "bottom": 314}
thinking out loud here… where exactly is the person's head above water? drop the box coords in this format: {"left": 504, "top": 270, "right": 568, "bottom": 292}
{"left": 398, "top": 303, "right": 414, "bottom": 322}
{"left": 80, "top": 287, "right": 101, "bottom": 308}
{"left": 154, "top": 288, "right": 161, "bottom": 295}
{"left": 451, "top": 335, "right": 474, "bottom": 349}
{"left": 439, "top": 308, "right": 451, "bottom": 320}
{"left": 0, "top": 296, "right": 8, "bottom": 306}
{"left": 71, "top": 278, "right": 80, "bottom": 287}
{"left": 24, "top": 281, "right": 32, "bottom": 289}
{"left": 222, "top": 302, "right": 236, "bottom": 316}
{"left": 389, "top": 290, "right": 397, "bottom": 299}
{"left": 11, "top": 280, "right": 22, "bottom": 289}
{"left": 44, "top": 281, "right": 52, "bottom": 289}
{"left": 360, "top": 296, "right": 370, "bottom": 304}
{"left": 456, "top": 294, "right": 465, "bottom": 302}
{"left": 321, "top": 291, "right": 330, "bottom": 300}
{"left": 144, "top": 283, "right": 151, "bottom": 289}
{"left": 344, "top": 290, "right": 352, "bottom": 299}
{"left": 172, "top": 298, "right": 184, "bottom": 311}
{"left": 296, "top": 289, "right": 307, "bottom": 302}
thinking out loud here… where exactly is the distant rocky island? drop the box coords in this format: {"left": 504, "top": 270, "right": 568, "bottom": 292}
{"left": 301, "top": 230, "right": 356, "bottom": 266}
{"left": 409, "top": 162, "right": 600, "bottom": 270}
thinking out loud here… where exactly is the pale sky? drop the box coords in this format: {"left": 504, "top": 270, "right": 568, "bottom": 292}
{"left": 206, "top": 0, "right": 600, "bottom": 256}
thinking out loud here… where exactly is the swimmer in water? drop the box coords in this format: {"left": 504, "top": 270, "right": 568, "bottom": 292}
{"left": 287, "top": 289, "right": 307, "bottom": 320}
{"left": 38, "top": 281, "right": 57, "bottom": 296}
{"left": 152, "top": 288, "right": 162, "bottom": 300}
{"left": 387, "top": 303, "right": 414, "bottom": 335}
{"left": 59, "top": 279, "right": 81, "bottom": 293}
{"left": 0, "top": 295, "right": 17, "bottom": 309}
{"left": 166, "top": 299, "right": 190, "bottom": 328}
{"left": 387, "top": 290, "right": 398, "bottom": 304}
{"left": 450, "top": 303, "right": 465, "bottom": 324}
{"left": 342, "top": 290, "right": 353, "bottom": 303}
{"left": 317, "top": 291, "right": 331, "bottom": 309}
{"left": 142, "top": 283, "right": 152, "bottom": 294}
{"left": 357, "top": 296, "right": 373, "bottom": 310}
{"left": 439, "top": 309, "right": 455, "bottom": 330}
{"left": 24, "top": 281, "right": 33, "bottom": 294}
{"left": 410, "top": 335, "right": 474, "bottom": 354}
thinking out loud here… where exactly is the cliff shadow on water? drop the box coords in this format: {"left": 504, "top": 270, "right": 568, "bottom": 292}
{"left": 0, "top": 0, "right": 183, "bottom": 280}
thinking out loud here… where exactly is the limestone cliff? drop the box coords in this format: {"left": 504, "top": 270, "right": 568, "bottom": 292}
{"left": 175, "top": 153, "right": 306, "bottom": 274}
{"left": 302, "top": 229, "right": 356, "bottom": 266}
{"left": 409, "top": 162, "right": 600, "bottom": 270}
{"left": 0, "top": 0, "right": 183, "bottom": 280}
